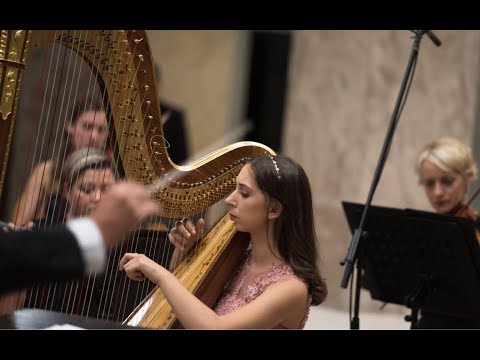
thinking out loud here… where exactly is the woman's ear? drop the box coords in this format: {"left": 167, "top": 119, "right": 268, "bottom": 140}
{"left": 268, "top": 201, "right": 283, "bottom": 220}
{"left": 63, "top": 182, "right": 70, "bottom": 196}
{"left": 65, "top": 121, "right": 75, "bottom": 136}
{"left": 465, "top": 169, "right": 475, "bottom": 184}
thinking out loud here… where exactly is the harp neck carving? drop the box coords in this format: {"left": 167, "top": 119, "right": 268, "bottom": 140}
{"left": 0, "top": 29, "right": 275, "bottom": 326}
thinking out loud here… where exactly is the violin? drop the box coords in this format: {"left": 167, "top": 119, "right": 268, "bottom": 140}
{"left": 455, "top": 187, "right": 480, "bottom": 243}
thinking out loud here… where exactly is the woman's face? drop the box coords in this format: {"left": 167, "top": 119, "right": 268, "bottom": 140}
{"left": 66, "top": 168, "right": 115, "bottom": 217}
{"left": 67, "top": 110, "right": 108, "bottom": 150}
{"left": 419, "top": 159, "right": 469, "bottom": 214}
{"left": 225, "top": 164, "right": 270, "bottom": 234}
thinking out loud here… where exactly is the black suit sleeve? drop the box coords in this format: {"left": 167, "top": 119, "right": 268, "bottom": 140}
{"left": 0, "top": 228, "right": 85, "bottom": 295}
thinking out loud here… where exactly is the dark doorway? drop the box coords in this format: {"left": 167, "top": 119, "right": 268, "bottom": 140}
{"left": 245, "top": 31, "right": 291, "bottom": 153}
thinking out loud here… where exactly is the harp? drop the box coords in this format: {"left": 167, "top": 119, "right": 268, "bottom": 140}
{"left": 0, "top": 30, "right": 274, "bottom": 327}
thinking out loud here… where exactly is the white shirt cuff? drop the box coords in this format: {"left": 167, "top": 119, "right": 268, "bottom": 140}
{"left": 66, "top": 217, "right": 106, "bottom": 274}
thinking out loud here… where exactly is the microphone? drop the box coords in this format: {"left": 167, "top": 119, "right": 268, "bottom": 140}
{"left": 424, "top": 30, "right": 442, "bottom": 47}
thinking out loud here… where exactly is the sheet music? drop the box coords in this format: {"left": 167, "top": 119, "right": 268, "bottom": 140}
{"left": 44, "top": 324, "right": 85, "bottom": 330}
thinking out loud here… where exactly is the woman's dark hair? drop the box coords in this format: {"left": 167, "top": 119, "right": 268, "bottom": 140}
{"left": 49, "top": 97, "right": 107, "bottom": 195}
{"left": 249, "top": 155, "right": 327, "bottom": 305}
{"left": 69, "top": 97, "right": 105, "bottom": 127}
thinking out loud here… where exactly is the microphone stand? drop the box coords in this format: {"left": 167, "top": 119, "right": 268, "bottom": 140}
{"left": 340, "top": 30, "right": 441, "bottom": 329}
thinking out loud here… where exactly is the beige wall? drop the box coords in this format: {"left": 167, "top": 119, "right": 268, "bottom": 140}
{"left": 9, "top": 30, "right": 479, "bottom": 319}
{"left": 283, "top": 30, "right": 480, "bottom": 313}
{"left": 146, "top": 30, "right": 250, "bottom": 157}
{"left": 147, "top": 30, "right": 480, "bottom": 316}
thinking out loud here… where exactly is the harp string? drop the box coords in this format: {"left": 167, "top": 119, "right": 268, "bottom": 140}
{"left": 22, "top": 30, "right": 76, "bottom": 311}
{"left": 22, "top": 30, "right": 93, "bottom": 312}
{"left": 50, "top": 31, "right": 111, "bottom": 315}
{"left": 2, "top": 30, "right": 254, "bottom": 325}
{"left": 13, "top": 30, "right": 163, "bottom": 320}
{"left": 98, "top": 33, "right": 155, "bottom": 320}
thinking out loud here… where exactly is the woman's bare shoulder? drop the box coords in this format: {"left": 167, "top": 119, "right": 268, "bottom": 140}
{"left": 33, "top": 159, "right": 52, "bottom": 172}
{"left": 29, "top": 159, "right": 53, "bottom": 184}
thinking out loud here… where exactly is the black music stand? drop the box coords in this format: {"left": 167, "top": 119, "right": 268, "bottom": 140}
{"left": 342, "top": 201, "right": 480, "bottom": 329}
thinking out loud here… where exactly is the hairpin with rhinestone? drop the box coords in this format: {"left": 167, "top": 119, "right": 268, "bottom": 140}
{"left": 269, "top": 155, "right": 281, "bottom": 180}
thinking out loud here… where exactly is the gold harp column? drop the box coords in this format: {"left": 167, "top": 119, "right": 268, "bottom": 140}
{"left": 0, "top": 30, "right": 30, "bottom": 199}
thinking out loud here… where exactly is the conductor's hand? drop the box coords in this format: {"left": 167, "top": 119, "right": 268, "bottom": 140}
{"left": 90, "top": 181, "right": 160, "bottom": 249}
{"left": 168, "top": 218, "right": 205, "bottom": 252}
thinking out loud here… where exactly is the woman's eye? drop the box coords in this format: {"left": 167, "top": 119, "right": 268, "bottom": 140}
{"left": 440, "top": 177, "right": 454, "bottom": 186}
{"left": 82, "top": 123, "right": 93, "bottom": 131}
{"left": 423, "top": 180, "right": 435, "bottom": 188}
{"left": 81, "top": 187, "right": 93, "bottom": 194}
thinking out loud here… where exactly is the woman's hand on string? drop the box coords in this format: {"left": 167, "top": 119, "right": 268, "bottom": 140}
{"left": 119, "top": 252, "right": 163, "bottom": 283}
{"left": 168, "top": 218, "right": 205, "bottom": 252}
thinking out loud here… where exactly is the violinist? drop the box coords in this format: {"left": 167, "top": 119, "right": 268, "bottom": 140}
{"left": 415, "top": 136, "right": 480, "bottom": 328}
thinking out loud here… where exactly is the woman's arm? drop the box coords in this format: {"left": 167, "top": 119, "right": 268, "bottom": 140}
{"left": 13, "top": 161, "right": 51, "bottom": 226}
{"left": 119, "top": 253, "right": 309, "bottom": 329}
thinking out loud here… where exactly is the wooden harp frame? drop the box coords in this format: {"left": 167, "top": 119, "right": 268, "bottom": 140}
{"left": 0, "top": 30, "right": 275, "bottom": 328}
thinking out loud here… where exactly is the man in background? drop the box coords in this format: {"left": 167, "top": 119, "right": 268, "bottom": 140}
{"left": 155, "top": 61, "right": 190, "bottom": 165}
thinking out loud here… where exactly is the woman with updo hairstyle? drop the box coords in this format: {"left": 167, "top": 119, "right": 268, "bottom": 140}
{"left": 415, "top": 136, "right": 480, "bottom": 329}
{"left": 415, "top": 136, "right": 479, "bottom": 226}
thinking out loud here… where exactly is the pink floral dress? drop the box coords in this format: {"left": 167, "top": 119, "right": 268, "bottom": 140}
{"left": 213, "top": 247, "right": 311, "bottom": 329}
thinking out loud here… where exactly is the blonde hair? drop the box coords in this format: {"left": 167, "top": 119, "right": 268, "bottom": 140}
{"left": 415, "top": 137, "right": 478, "bottom": 181}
